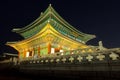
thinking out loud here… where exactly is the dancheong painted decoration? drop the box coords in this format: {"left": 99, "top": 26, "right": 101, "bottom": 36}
{"left": 6, "top": 4, "right": 96, "bottom": 59}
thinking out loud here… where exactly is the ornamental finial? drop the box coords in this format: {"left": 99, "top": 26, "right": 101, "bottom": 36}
{"left": 98, "top": 41, "right": 105, "bottom": 50}
{"left": 49, "top": 4, "right": 52, "bottom": 7}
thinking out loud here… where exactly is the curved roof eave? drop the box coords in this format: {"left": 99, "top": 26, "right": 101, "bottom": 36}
{"left": 12, "top": 5, "right": 96, "bottom": 41}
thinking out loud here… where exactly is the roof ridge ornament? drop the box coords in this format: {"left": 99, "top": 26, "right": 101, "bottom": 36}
{"left": 48, "top": 4, "right": 52, "bottom": 20}
{"left": 40, "top": 12, "right": 43, "bottom": 16}
{"left": 49, "top": 4, "right": 52, "bottom": 7}
{"left": 98, "top": 41, "right": 105, "bottom": 50}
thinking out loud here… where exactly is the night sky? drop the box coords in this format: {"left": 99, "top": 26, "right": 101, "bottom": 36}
{"left": 0, "top": 0, "right": 120, "bottom": 54}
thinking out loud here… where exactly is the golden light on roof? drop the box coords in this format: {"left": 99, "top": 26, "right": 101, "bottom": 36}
{"left": 6, "top": 5, "right": 95, "bottom": 59}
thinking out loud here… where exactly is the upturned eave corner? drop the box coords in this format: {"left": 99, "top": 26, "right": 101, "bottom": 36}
{"left": 86, "top": 34, "right": 96, "bottom": 42}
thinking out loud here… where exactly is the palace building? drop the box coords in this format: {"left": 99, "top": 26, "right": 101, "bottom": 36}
{"left": 6, "top": 4, "right": 96, "bottom": 59}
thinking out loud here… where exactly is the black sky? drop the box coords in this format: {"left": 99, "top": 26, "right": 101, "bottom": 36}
{"left": 0, "top": 0, "right": 120, "bottom": 54}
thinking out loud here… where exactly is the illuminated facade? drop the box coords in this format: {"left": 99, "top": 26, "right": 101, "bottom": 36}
{"left": 6, "top": 4, "right": 95, "bottom": 59}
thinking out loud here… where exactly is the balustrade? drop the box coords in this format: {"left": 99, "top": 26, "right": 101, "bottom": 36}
{"left": 19, "top": 48, "right": 120, "bottom": 65}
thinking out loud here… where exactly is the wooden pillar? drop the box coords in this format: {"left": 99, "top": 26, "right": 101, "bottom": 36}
{"left": 18, "top": 51, "right": 20, "bottom": 59}
{"left": 48, "top": 43, "right": 51, "bottom": 54}
{"left": 31, "top": 47, "right": 34, "bottom": 57}
{"left": 23, "top": 49, "right": 26, "bottom": 58}
{"left": 33, "top": 47, "right": 36, "bottom": 55}
{"left": 38, "top": 46, "right": 40, "bottom": 57}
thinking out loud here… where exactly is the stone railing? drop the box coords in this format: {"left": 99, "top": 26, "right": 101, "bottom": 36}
{"left": 19, "top": 47, "right": 95, "bottom": 61}
{"left": 19, "top": 48, "right": 120, "bottom": 65}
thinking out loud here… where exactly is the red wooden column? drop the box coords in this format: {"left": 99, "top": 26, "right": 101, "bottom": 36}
{"left": 38, "top": 46, "right": 40, "bottom": 57}
{"left": 32, "top": 47, "right": 35, "bottom": 57}
{"left": 18, "top": 51, "right": 20, "bottom": 59}
{"left": 48, "top": 43, "right": 51, "bottom": 54}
